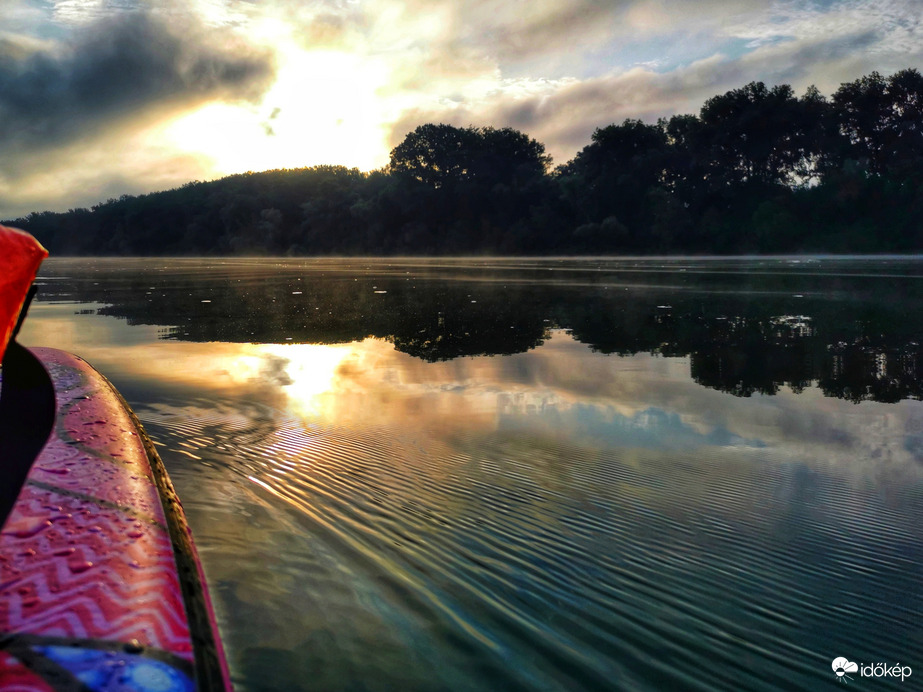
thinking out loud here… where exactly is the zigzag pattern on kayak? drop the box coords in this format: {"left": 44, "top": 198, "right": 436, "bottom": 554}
{"left": 7, "top": 562, "right": 189, "bottom": 635}
{"left": 2, "top": 561, "right": 192, "bottom": 655}
{"left": 56, "top": 398, "right": 155, "bottom": 472}
{"left": 3, "top": 485, "right": 164, "bottom": 536}
{"left": 9, "top": 603, "right": 192, "bottom": 656}
{"left": 1, "top": 484, "right": 192, "bottom": 658}
{"left": 1, "top": 485, "right": 175, "bottom": 571}
{"left": 30, "top": 437, "right": 157, "bottom": 499}
{"left": 33, "top": 413, "right": 161, "bottom": 516}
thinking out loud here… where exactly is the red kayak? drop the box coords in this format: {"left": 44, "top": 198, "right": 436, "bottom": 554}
{"left": 0, "top": 226, "right": 231, "bottom": 690}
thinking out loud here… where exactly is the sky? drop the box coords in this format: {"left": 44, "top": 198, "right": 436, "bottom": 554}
{"left": 1, "top": 0, "right": 921, "bottom": 219}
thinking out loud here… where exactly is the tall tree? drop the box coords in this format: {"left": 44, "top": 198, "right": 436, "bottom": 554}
{"left": 699, "top": 81, "right": 823, "bottom": 187}
{"left": 388, "top": 124, "right": 551, "bottom": 251}
{"left": 468, "top": 126, "right": 552, "bottom": 189}
{"left": 388, "top": 124, "right": 480, "bottom": 189}
{"left": 389, "top": 124, "right": 550, "bottom": 189}
{"left": 558, "top": 119, "right": 669, "bottom": 246}
{"left": 833, "top": 68, "right": 923, "bottom": 178}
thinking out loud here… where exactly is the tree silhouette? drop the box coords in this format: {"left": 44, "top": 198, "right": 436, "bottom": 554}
{"left": 389, "top": 124, "right": 550, "bottom": 190}
{"left": 556, "top": 119, "right": 669, "bottom": 249}
{"left": 7, "top": 67, "right": 923, "bottom": 257}
{"left": 833, "top": 68, "right": 923, "bottom": 178}
{"left": 699, "top": 81, "right": 821, "bottom": 187}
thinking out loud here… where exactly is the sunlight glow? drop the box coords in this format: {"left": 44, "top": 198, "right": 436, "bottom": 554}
{"left": 162, "top": 36, "right": 393, "bottom": 175}
{"left": 261, "top": 343, "right": 355, "bottom": 419}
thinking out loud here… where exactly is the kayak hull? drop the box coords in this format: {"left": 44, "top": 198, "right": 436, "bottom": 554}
{"left": 0, "top": 348, "right": 230, "bottom": 691}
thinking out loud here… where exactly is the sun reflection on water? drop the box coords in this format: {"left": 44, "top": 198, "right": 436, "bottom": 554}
{"left": 253, "top": 342, "right": 354, "bottom": 419}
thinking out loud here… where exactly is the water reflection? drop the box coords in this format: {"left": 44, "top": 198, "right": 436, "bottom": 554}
{"left": 32, "top": 257, "right": 923, "bottom": 403}
{"left": 17, "top": 258, "right": 923, "bottom": 691}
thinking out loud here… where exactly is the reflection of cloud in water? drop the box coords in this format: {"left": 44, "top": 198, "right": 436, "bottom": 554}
{"left": 499, "top": 402, "right": 766, "bottom": 450}
{"left": 20, "top": 306, "right": 923, "bottom": 476}
{"left": 904, "top": 433, "right": 923, "bottom": 464}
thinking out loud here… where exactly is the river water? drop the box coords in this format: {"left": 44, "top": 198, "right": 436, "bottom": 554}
{"left": 17, "top": 257, "right": 923, "bottom": 691}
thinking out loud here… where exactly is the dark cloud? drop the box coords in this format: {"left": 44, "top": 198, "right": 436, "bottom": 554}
{"left": 0, "top": 9, "right": 275, "bottom": 154}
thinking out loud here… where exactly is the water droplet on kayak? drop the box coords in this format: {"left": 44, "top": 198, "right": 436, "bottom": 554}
{"left": 38, "top": 467, "right": 70, "bottom": 475}
{"left": 123, "top": 640, "right": 144, "bottom": 654}
{"left": 3, "top": 517, "right": 52, "bottom": 538}
{"left": 68, "top": 560, "right": 94, "bottom": 574}
{"left": 53, "top": 547, "right": 76, "bottom": 557}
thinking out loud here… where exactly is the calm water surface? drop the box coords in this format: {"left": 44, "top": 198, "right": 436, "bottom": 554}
{"left": 18, "top": 257, "right": 923, "bottom": 691}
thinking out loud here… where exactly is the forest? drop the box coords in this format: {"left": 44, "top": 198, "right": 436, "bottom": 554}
{"left": 7, "top": 67, "right": 923, "bottom": 256}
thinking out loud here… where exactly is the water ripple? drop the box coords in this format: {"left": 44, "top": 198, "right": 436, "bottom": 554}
{"left": 139, "top": 396, "right": 923, "bottom": 691}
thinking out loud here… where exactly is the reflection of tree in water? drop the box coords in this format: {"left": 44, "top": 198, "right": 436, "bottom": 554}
{"left": 384, "top": 292, "right": 549, "bottom": 362}
{"left": 689, "top": 318, "right": 817, "bottom": 398}
{"left": 819, "top": 342, "right": 922, "bottom": 403}
{"left": 693, "top": 337, "right": 923, "bottom": 403}
{"left": 38, "top": 261, "right": 923, "bottom": 402}
{"left": 556, "top": 286, "right": 923, "bottom": 403}
{"left": 48, "top": 265, "right": 552, "bottom": 360}
{"left": 685, "top": 311, "right": 923, "bottom": 403}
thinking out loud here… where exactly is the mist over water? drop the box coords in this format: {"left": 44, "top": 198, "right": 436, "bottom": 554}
{"left": 19, "top": 257, "right": 923, "bottom": 691}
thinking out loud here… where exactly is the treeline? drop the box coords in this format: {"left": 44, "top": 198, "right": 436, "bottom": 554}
{"left": 8, "top": 68, "right": 923, "bottom": 255}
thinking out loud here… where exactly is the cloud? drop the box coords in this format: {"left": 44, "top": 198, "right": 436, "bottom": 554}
{"left": 2, "top": 1, "right": 50, "bottom": 35}
{"left": 374, "top": 0, "right": 767, "bottom": 74}
{"left": 0, "top": 128, "right": 216, "bottom": 220}
{"left": 0, "top": 9, "right": 274, "bottom": 157}
{"left": 447, "top": 0, "right": 624, "bottom": 65}
{"left": 383, "top": 0, "right": 923, "bottom": 169}
{"left": 4, "top": 0, "right": 923, "bottom": 216}
{"left": 49, "top": 0, "right": 144, "bottom": 25}
{"left": 383, "top": 57, "right": 748, "bottom": 166}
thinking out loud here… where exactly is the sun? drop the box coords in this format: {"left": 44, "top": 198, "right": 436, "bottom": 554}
{"left": 159, "top": 30, "right": 393, "bottom": 175}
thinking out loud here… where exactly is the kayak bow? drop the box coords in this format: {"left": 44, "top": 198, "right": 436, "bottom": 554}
{"left": 0, "top": 226, "right": 231, "bottom": 691}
